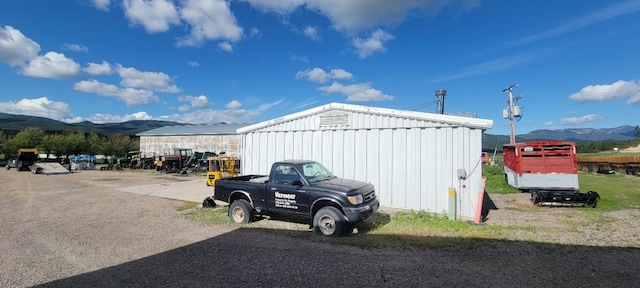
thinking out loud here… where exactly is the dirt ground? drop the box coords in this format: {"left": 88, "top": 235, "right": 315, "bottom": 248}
{"left": 1, "top": 169, "right": 639, "bottom": 287}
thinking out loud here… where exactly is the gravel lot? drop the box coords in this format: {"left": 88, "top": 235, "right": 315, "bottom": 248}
{"left": 1, "top": 169, "right": 639, "bottom": 287}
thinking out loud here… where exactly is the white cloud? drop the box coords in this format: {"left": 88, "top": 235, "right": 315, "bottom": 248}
{"left": 74, "top": 79, "right": 160, "bottom": 106}
{"left": 296, "top": 67, "right": 353, "bottom": 83}
{"left": 569, "top": 80, "right": 640, "bottom": 104}
{"left": 84, "top": 61, "right": 112, "bottom": 75}
{"left": 226, "top": 100, "right": 242, "bottom": 109}
{"left": 123, "top": 0, "right": 181, "bottom": 33}
{"left": 63, "top": 43, "right": 89, "bottom": 52}
{"left": 242, "top": 0, "right": 479, "bottom": 35}
{"left": 561, "top": 114, "right": 603, "bottom": 125}
{"left": 218, "top": 41, "right": 233, "bottom": 52}
{"left": 249, "top": 27, "right": 261, "bottom": 37}
{"left": 543, "top": 121, "right": 553, "bottom": 126}
{"left": 88, "top": 111, "right": 154, "bottom": 123}
{"left": 20, "top": 51, "right": 80, "bottom": 79}
{"left": 159, "top": 108, "right": 260, "bottom": 124}
{"left": 427, "top": 50, "right": 550, "bottom": 84}
{"left": 178, "top": 95, "right": 210, "bottom": 109}
{"left": 290, "top": 54, "right": 309, "bottom": 63}
{"left": 188, "top": 61, "right": 199, "bottom": 67}
{"left": 257, "top": 98, "right": 284, "bottom": 111}
{"left": 0, "top": 25, "right": 40, "bottom": 66}
{"left": 351, "top": 29, "right": 394, "bottom": 58}
{"left": 303, "top": 26, "right": 321, "bottom": 41}
{"left": 176, "top": 0, "right": 244, "bottom": 47}
{"left": 178, "top": 104, "right": 191, "bottom": 112}
{"left": 92, "top": 0, "right": 111, "bottom": 11}
{"left": 116, "top": 64, "right": 180, "bottom": 93}
{"left": 508, "top": 0, "right": 640, "bottom": 46}
{"left": 0, "top": 97, "right": 75, "bottom": 122}
{"left": 319, "top": 82, "right": 393, "bottom": 102}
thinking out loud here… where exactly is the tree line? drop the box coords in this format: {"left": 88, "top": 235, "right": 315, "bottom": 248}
{"left": 576, "top": 138, "right": 640, "bottom": 153}
{"left": 0, "top": 127, "right": 139, "bottom": 159}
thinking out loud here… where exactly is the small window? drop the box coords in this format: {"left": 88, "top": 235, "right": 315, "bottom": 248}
{"left": 273, "top": 165, "right": 300, "bottom": 184}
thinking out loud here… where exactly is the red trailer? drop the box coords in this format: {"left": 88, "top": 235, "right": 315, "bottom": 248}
{"left": 503, "top": 141, "right": 599, "bottom": 207}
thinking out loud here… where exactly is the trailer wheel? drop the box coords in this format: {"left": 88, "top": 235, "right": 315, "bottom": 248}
{"left": 313, "top": 207, "right": 344, "bottom": 236}
{"left": 229, "top": 199, "right": 253, "bottom": 223}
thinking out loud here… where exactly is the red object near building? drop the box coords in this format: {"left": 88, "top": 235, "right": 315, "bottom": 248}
{"left": 502, "top": 141, "right": 599, "bottom": 207}
{"left": 502, "top": 141, "right": 579, "bottom": 190}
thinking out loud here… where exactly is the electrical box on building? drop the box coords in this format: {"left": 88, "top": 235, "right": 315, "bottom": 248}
{"left": 457, "top": 168, "right": 467, "bottom": 180}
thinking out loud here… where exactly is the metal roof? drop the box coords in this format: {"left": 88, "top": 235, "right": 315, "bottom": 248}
{"left": 137, "top": 123, "right": 251, "bottom": 136}
{"left": 238, "top": 102, "right": 493, "bottom": 133}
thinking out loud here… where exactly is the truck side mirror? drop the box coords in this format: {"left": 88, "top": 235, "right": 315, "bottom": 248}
{"left": 291, "top": 180, "right": 303, "bottom": 186}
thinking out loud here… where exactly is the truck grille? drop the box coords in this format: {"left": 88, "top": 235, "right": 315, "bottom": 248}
{"left": 363, "top": 190, "right": 376, "bottom": 202}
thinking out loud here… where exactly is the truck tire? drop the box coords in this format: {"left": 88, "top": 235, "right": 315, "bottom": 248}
{"left": 314, "top": 207, "right": 344, "bottom": 236}
{"left": 229, "top": 199, "right": 253, "bottom": 223}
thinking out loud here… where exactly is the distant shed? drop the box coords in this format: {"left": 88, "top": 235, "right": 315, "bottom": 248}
{"left": 136, "top": 123, "right": 249, "bottom": 157}
{"left": 238, "top": 102, "right": 493, "bottom": 219}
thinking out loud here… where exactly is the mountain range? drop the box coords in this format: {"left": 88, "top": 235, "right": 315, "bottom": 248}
{"left": 0, "top": 112, "right": 637, "bottom": 142}
{"left": 0, "top": 112, "right": 182, "bottom": 136}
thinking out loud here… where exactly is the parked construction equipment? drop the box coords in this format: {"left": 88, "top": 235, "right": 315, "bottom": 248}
{"left": 157, "top": 148, "right": 193, "bottom": 173}
{"left": 206, "top": 155, "right": 239, "bottom": 186}
{"left": 6, "top": 148, "right": 40, "bottom": 171}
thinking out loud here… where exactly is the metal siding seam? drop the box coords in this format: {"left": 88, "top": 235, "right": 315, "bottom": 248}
{"left": 406, "top": 128, "right": 418, "bottom": 210}
{"left": 379, "top": 129, "right": 392, "bottom": 207}
{"left": 367, "top": 129, "right": 380, "bottom": 204}
{"left": 344, "top": 129, "right": 355, "bottom": 179}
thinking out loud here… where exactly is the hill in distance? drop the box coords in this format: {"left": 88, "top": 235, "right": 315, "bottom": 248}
{"left": 0, "top": 112, "right": 183, "bottom": 136}
{"left": 483, "top": 125, "right": 637, "bottom": 150}
{"left": 1, "top": 112, "right": 637, "bottom": 143}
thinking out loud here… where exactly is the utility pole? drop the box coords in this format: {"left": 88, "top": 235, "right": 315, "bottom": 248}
{"left": 502, "top": 84, "right": 518, "bottom": 144}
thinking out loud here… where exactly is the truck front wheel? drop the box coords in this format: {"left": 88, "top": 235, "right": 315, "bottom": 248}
{"left": 229, "top": 199, "right": 253, "bottom": 223}
{"left": 314, "top": 207, "right": 344, "bottom": 236}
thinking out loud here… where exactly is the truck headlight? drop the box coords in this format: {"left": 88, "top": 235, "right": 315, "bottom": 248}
{"left": 348, "top": 194, "right": 363, "bottom": 205}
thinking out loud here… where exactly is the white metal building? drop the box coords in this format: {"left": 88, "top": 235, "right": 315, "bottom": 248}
{"left": 137, "top": 123, "right": 249, "bottom": 157}
{"left": 238, "top": 103, "right": 493, "bottom": 219}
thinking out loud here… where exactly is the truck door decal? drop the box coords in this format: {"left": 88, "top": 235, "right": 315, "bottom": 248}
{"left": 274, "top": 191, "right": 298, "bottom": 209}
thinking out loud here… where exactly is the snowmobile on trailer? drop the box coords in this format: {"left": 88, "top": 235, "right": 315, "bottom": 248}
{"left": 503, "top": 141, "right": 599, "bottom": 207}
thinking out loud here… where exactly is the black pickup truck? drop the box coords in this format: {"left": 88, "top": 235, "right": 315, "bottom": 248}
{"left": 211, "top": 160, "right": 379, "bottom": 236}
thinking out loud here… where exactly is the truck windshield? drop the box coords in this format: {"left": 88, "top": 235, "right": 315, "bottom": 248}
{"left": 302, "top": 161, "right": 335, "bottom": 183}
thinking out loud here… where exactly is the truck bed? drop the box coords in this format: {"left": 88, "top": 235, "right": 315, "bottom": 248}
{"left": 214, "top": 175, "right": 269, "bottom": 205}
{"left": 223, "top": 175, "right": 269, "bottom": 182}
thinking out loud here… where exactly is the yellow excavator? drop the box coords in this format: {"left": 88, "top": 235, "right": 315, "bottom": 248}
{"left": 205, "top": 156, "right": 239, "bottom": 186}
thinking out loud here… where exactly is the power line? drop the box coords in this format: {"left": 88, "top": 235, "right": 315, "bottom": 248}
{"left": 403, "top": 100, "right": 438, "bottom": 111}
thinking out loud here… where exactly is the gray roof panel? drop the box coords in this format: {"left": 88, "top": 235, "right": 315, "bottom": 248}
{"left": 137, "top": 123, "right": 251, "bottom": 136}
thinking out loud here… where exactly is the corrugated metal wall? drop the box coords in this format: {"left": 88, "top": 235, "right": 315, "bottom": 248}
{"left": 241, "top": 112, "right": 485, "bottom": 219}
{"left": 139, "top": 135, "right": 242, "bottom": 157}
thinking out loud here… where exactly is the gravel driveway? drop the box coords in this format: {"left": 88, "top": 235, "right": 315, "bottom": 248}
{"left": 1, "top": 169, "right": 639, "bottom": 287}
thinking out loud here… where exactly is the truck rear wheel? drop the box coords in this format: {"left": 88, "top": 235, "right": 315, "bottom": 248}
{"left": 229, "top": 199, "right": 253, "bottom": 223}
{"left": 314, "top": 207, "right": 344, "bottom": 236}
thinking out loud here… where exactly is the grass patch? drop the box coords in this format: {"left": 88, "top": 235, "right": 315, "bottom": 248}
{"left": 185, "top": 206, "right": 231, "bottom": 225}
{"left": 483, "top": 165, "right": 520, "bottom": 194}
{"left": 176, "top": 201, "right": 200, "bottom": 211}
{"left": 578, "top": 173, "right": 640, "bottom": 211}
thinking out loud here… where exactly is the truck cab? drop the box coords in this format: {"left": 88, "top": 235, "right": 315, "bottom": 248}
{"left": 212, "top": 160, "right": 379, "bottom": 236}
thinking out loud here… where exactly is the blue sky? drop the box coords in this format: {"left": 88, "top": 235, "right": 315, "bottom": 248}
{"left": 1, "top": 0, "right": 639, "bottom": 135}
